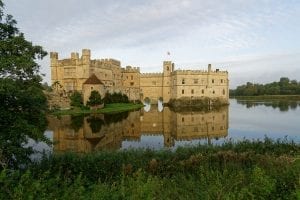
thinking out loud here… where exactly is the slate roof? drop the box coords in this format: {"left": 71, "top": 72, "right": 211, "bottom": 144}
{"left": 83, "top": 74, "right": 103, "bottom": 85}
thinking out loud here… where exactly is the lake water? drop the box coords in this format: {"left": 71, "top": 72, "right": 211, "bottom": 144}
{"left": 44, "top": 99, "right": 300, "bottom": 153}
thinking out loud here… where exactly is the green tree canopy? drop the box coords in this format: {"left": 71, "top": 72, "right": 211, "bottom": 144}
{"left": 0, "top": 0, "right": 48, "bottom": 169}
{"left": 70, "top": 91, "right": 83, "bottom": 108}
{"left": 230, "top": 77, "right": 300, "bottom": 96}
{"left": 87, "top": 90, "right": 102, "bottom": 107}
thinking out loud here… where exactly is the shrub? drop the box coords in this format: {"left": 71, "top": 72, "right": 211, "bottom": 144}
{"left": 87, "top": 90, "right": 102, "bottom": 107}
{"left": 70, "top": 91, "right": 83, "bottom": 108}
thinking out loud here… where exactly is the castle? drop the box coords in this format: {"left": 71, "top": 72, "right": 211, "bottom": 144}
{"left": 50, "top": 49, "right": 229, "bottom": 104}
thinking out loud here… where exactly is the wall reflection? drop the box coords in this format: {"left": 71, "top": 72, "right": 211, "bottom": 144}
{"left": 48, "top": 106, "right": 229, "bottom": 153}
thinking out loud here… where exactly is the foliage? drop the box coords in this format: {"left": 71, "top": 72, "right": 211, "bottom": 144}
{"left": 0, "top": 1, "right": 48, "bottom": 169}
{"left": 70, "top": 91, "right": 83, "bottom": 108}
{"left": 51, "top": 80, "right": 62, "bottom": 91}
{"left": 86, "top": 116, "right": 104, "bottom": 133}
{"left": 236, "top": 99, "right": 300, "bottom": 112}
{"left": 0, "top": 138, "right": 299, "bottom": 199}
{"left": 42, "top": 82, "right": 52, "bottom": 92}
{"left": 103, "top": 91, "right": 129, "bottom": 104}
{"left": 230, "top": 77, "right": 300, "bottom": 96}
{"left": 86, "top": 90, "right": 102, "bottom": 107}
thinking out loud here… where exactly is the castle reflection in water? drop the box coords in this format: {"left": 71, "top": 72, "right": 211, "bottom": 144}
{"left": 48, "top": 105, "right": 229, "bottom": 153}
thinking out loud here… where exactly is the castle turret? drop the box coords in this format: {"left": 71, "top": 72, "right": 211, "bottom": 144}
{"left": 81, "top": 49, "right": 91, "bottom": 78}
{"left": 82, "top": 49, "right": 91, "bottom": 64}
{"left": 208, "top": 64, "right": 211, "bottom": 73}
{"left": 163, "top": 61, "right": 172, "bottom": 75}
{"left": 71, "top": 52, "right": 79, "bottom": 60}
{"left": 50, "top": 52, "right": 59, "bottom": 83}
{"left": 162, "top": 61, "right": 173, "bottom": 103}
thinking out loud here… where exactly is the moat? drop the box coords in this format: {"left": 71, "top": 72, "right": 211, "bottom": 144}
{"left": 42, "top": 99, "right": 300, "bottom": 153}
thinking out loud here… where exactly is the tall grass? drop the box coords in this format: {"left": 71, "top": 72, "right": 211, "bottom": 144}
{"left": 0, "top": 138, "right": 299, "bottom": 199}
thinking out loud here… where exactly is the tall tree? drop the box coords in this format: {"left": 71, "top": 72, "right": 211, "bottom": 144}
{"left": 87, "top": 90, "right": 102, "bottom": 107}
{"left": 0, "top": 0, "right": 48, "bottom": 169}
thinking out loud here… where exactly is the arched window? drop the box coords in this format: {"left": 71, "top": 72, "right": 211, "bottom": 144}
{"left": 223, "top": 89, "right": 225, "bottom": 95}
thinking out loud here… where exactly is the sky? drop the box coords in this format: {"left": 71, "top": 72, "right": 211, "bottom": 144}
{"left": 4, "top": 0, "right": 300, "bottom": 88}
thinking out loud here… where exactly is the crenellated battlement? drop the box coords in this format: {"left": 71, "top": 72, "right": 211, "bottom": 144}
{"left": 50, "top": 49, "right": 229, "bottom": 104}
{"left": 173, "top": 69, "right": 227, "bottom": 75}
{"left": 122, "top": 66, "right": 140, "bottom": 73}
{"left": 140, "top": 72, "right": 163, "bottom": 77}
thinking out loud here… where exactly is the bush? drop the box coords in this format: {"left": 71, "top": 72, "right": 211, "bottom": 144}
{"left": 87, "top": 90, "right": 102, "bottom": 107}
{"left": 103, "top": 92, "right": 129, "bottom": 104}
{"left": 69, "top": 91, "right": 83, "bottom": 108}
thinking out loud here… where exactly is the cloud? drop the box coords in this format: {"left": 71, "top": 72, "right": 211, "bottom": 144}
{"left": 4, "top": 0, "right": 300, "bottom": 85}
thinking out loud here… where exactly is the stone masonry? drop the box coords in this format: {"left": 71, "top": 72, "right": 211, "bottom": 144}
{"left": 50, "top": 49, "right": 229, "bottom": 104}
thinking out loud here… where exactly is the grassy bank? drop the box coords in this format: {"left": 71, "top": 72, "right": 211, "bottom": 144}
{"left": 50, "top": 103, "right": 144, "bottom": 116}
{"left": 230, "top": 95, "right": 300, "bottom": 100}
{"left": 1, "top": 138, "right": 299, "bottom": 199}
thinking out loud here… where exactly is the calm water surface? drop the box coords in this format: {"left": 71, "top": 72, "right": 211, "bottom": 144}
{"left": 44, "top": 99, "right": 300, "bottom": 153}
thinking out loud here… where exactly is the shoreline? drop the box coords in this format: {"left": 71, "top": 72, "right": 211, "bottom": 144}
{"left": 230, "top": 95, "right": 300, "bottom": 100}
{"left": 50, "top": 103, "right": 144, "bottom": 116}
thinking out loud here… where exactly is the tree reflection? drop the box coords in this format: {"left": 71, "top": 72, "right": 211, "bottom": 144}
{"left": 70, "top": 115, "right": 84, "bottom": 132}
{"left": 236, "top": 100, "right": 299, "bottom": 111}
{"left": 104, "top": 112, "right": 129, "bottom": 125}
{"left": 87, "top": 116, "right": 104, "bottom": 133}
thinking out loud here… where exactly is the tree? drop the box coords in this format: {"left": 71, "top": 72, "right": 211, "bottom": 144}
{"left": 70, "top": 91, "right": 83, "bottom": 108}
{"left": 87, "top": 90, "right": 102, "bottom": 107}
{"left": 0, "top": 1, "right": 48, "bottom": 169}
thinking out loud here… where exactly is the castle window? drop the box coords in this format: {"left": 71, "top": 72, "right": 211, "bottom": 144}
{"left": 182, "top": 89, "right": 184, "bottom": 94}
{"left": 202, "top": 89, "right": 204, "bottom": 94}
{"left": 212, "top": 79, "right": 214, "bottom": 83}
{"left": 194, "top": 79, "right": 198, "bottom": 84}
{"left": 213, "top": 90, "right": 215, "bottom": 94}
{"left": 105, "top": 74, "right": 107, "bottom": 78}
{"left": 223, "top": 89, "right": 225, "bottom": 95}
{"left": 221, "top": 79, "right": 223, "bottom": 83}
{"left": 130, "top": 82, "right": 134, "bottom": 86}
{"left": 91, "top": 87, "right": 93, "bottom": 90}
{"left": 182, "top": 79, "right": 185, "bottom": 84}
{"left": 131, "top": 75, "right": 133, "bottom": 80}
{"left": 167, "top": 66, "right": 169, "bottom": 71}
{"left": 126, "top": 76, "right": 128, "bottom": 79}
{"left": 182, "top": 117, "right": 184, "bottom": 122}
{"left": 191, "top": 89, "right": 194, "bottom": 94}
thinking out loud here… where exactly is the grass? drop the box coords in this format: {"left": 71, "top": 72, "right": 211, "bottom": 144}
{"left": 50, "top": 103, "right": 144, "bottom": 116}
{"left": 1, "top": 138, "right": 299, "bottom": 199}
{"left": 230, "top": 95, "right": 300, "bottom": 100}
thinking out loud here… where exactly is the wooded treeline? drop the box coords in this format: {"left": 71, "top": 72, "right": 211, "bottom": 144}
{"left": 230, "top": 77, "right": 300, "bottom": 96}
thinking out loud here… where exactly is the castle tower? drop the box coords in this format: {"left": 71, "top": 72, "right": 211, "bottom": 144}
{"left": 207, "top": 64, "right": 212, "bottom": 89}
{"left": 50, "top": 52, "right": 59, "bottom": 84}
{"left": 162, "top": 61, "right": 173, "bottom": 103}
{"left": 81, "top": 49, "right": 91, "bottom": 79}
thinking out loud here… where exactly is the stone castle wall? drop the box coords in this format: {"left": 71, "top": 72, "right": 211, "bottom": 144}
{"left": 50, "top": 49, "right": 229, "bottom": 104}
